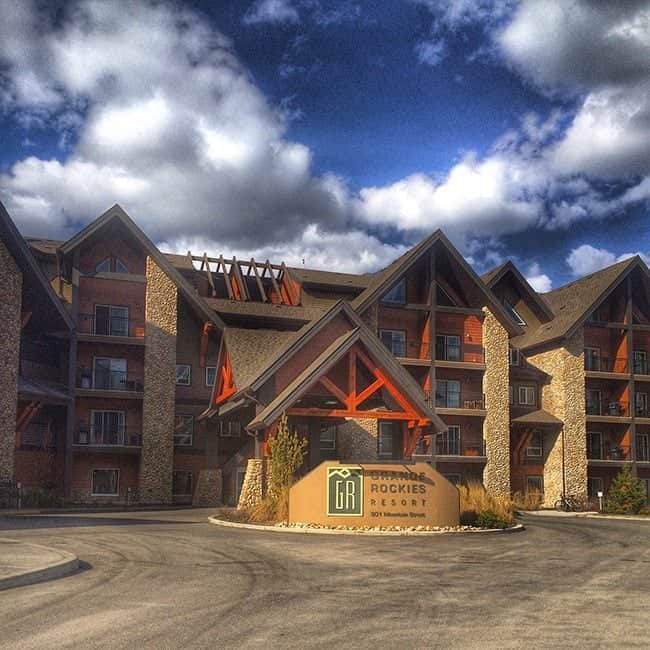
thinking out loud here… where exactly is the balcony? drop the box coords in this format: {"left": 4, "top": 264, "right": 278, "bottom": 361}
{"left": 426, "top": 390, "right": 486, "bottom": 416}
{"left": 77, "top": 368, "right": 144, "bottom": 395}
{"left": 586, "top": 399, "right": 630, "bottom": 419}
{"left": 396, "top": 339, "right": 485, "bottom": 367}
{"left": 73, "top": 426, "right": 142, "bottom": 451}
{"left": 636, "top": 438, "right": 650, "bottom": 462}
{"left": 435, "top": 439, "right": 486, "bottom": 458}
{"left": 78, "top": 313, "right": 145, "bottom": 343}
{"left": 587, "top": 443, "right": 631, "bottom": 462}
{"left": 584, "top": 357, "right": 628, "bottom": 374}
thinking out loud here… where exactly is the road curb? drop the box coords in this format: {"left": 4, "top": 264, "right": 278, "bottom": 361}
{"left": 0, "top": 540, "right": 79, "bottom": 591}
{"left": 208, "top": 516, "right": 524, "bottom": 536}
{"left": 522, "top": 510, "right": 650, "bottom": 522}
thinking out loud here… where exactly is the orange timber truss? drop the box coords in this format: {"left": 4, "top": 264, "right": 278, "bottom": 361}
{"left": 286, "top": 344, "right": 430, "bottom": 458}
{"left": 214, "top": 350, "right": 236, "bottom": 405}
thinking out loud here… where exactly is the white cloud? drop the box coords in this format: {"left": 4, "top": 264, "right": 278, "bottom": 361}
{"left": 525, "top": 262, "right": 552, "bottom": 292}
{"left": 243, "top": 0, "right": 300, "bottom": 26}
{"left": 414, "top": 39, "right": 446, "bottom": 66}
{"left": 566, "top": 245, "right": 650, "bottom": 276}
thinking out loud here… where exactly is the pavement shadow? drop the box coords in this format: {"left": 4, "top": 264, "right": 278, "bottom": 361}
{"left": 0, "top": 515, "right": 200, "bottom": 531}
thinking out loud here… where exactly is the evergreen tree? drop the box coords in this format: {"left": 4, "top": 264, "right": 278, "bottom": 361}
{"left": 604, "top": 466, "right": 646, "bottom": 515}
{"left": 267, "top": 412, "right": 308, "bottom": 498}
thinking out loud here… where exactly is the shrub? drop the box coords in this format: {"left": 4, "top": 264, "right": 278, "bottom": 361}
{"left": 458, "top": 481, "right": 515, "bottom": 528}
{"left": 604, "top": 466, "right": 646, "bottom": 515}
{"left": 512, "top": 489, "right": 543, "bottom": 511}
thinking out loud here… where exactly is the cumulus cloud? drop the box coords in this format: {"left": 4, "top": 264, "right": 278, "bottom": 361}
{"left": 567, "top": 245, "right": 650, "bottom": 276}
{"left": 243, "top": 0, "right": 300, "bottom": 26}
{"left": 525, "top": 262, "right": 552, "bottom": 292}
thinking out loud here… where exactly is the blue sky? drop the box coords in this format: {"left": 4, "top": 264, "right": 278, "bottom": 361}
{"left": 1, "top": 0, "right": 650, "bottom": 291}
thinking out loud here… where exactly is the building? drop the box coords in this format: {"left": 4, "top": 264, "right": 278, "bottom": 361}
{"left": 1, "top": 201, "right": 649, "bottom": 508}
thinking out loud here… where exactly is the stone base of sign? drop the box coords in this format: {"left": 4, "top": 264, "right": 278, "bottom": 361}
{"left": 237, "top": 459, "right": 267, "bottom": 509}
{"left": 288, "top": 461, "right": 460, "bottom": 528}
{"left": 192, "top": 469, "right": 223, "bottom": 507}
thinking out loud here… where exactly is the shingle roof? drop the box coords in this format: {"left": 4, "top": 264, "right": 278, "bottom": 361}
{"left": 18, "top": 376, "right": 71, "bottom": 403}
{"left": 205, "top": 297, "right": 326, "bottom": 323}
{"left": 513, "top": 257, "right": 640, "bottom": 350}
{"left": 288, "top": 267, "right": 371, "bottom": 290}
{"left": 26, "top": 238, "right": 64, "bottom": 256}
{"left": 480, "top": 262, "right": 509, "bottom": 287}
{"left": 511, "top": 409, "right": 563, "bottom": 426}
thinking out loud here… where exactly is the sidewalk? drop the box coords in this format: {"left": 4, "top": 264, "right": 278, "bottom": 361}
{"left": 521, "top": 509, "right": 650, "bottom": 522}
{"left": 0, "top": 538, "right": 79, "bottom": 591}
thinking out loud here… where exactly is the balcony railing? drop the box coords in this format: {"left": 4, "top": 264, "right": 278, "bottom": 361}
{"left": 585, "top": 400, "right": 629, "bottom": 417}
{"left": 74, "top": 427, "right": 142, "bottom": 447}
{"left": 77, "top": 368, "right": 144, "bottom": 392}
{"left": 435, "top": 439, "right": 486, "bottom": 457}
{"left": 79, "top": 313, "right": 144, "bottom": 338}
{"left": 587, "top": 444, "right": 631, "bottom": 461}
{"left": 633, "top": 359, "right": 650, "bottom": 376}
{"left": 584, "top": 357, "right": 628, "bottom": 373}
{"left": 392, "top": 340, "right": 484, "bottom": 363}
{"left": 425, "top": 390, "right": 485, "bottom": 410}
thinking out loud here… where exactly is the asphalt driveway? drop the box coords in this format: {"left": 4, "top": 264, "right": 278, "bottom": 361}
{"left": 0, "top": 510, "right": 648, "bottom": 648}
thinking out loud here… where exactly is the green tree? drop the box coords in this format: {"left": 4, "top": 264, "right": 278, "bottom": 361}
{"left": 267, "top": 412, "right": 308, "bottom": 499}
{"left": 604, "top": 466, "right": 647, "bottom": 515}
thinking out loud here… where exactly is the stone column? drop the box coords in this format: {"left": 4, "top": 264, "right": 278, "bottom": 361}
{"left": 237, "top": 459, "right": 267, "bottom": 509}
{"left": 0, "top": 241, "right": 21, "bottom": 482}
{"left": 193, "top": 469, "right": 223, "bottom": 506}
{"left": 336, "top": 418, "right": 379, "bottom": 461}
{"left": 482, "top": 307, "right": 511, "bottom": 497}
{"left": 140, "top": 258, "right": 177, "bottom": 504}
{"left": 528, "top": 330, "right": 587, "bottom": 506}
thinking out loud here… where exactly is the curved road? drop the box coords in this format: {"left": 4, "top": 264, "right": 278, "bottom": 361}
{"left": 0, "top": 510, "right": 649, "bottom": 648}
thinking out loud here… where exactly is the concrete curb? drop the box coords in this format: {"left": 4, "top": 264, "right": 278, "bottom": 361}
{"left": 522, "top": 510, "right": 650, "bottom": 523}
{"left": 0, "top": 539, "right": 79, "bottom": 591}
{"left": 208, "top": 516, "right": 524, "bottom": 536}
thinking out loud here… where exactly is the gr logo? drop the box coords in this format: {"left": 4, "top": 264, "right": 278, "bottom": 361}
{"left": 327, "top": 466, "right": 363, "bottom": 516}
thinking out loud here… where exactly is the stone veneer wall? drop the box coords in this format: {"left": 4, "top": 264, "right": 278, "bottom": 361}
{"left": 140, "top": 258, "right": 177, "bottom": 504}
{"left": 237, "top": 459, "right": 267, "bottom": 509}
{"left": 527, "top": 329, "right": 587, "bottom": 506}
{"left": 193, "top": 469, "right": 223, "bottom": 506}
{"left": 337, "top": 418, "right": 379, "bottom": 460}
{"left": 0, "top": 241, "right": 21, "bottom": 482}
{"left": 482, "top": 307, "right": 511, "bottom": 497}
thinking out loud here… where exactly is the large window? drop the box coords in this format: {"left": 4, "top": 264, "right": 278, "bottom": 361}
{"left": 93, "top": 357, "right": 127, "bottom": 390}
{"left": 219, "top": 420, "right": 241, "bottom": 437}
{"left": 378, "top": 421, "right": 395, "bottom": 458}
{"left": 90, "top": 410, "right": 125, "bottom": 445}
{"left": 525, "top": 431, "right": 543, "bottom": 458}
{"left": 381, "top": 279, "right": 406, "bottom": 305}
{"left": 94, "top": 305, "right": 129, "bottom": 337}
{"left": 95, "top": 257, "right": 129, "bottom": 274}
{"left": 585, "top": 389, "right": 601, "bottom": 415}
{"left": 319, "top": 424, "right": 336, "bottom": 451}
{"left": 379, "top": 329, "right": 406, "bottom": 357}
{"left": 509, "top": 348, "right": 520, "bottom": 366}
{"left": 504, "top": 299, "right": 526, "bottom": 326}
{"left": 584, "top": 347, "right": 601, "bottom": 372}
{"left": 175, "top": 364, "right": 192, "bottom": 386}
{"left": 518, "top": 385, "right": 536, "bottom": 406}
{"left": 436, "top": 425, "right": 460, "bottom": 455}
{"left": 436, "top": 335, "right": 461, "bottom": 361}
{"left": 174, "top": 415, "right": 194, "bottom": 446}
{"left": 435, "top": 380, "right": 461, "bottom": 408}
{"left": 633, "top": 350, "right": 648, "bottom": 375}
{"left": 173, "top": 470, "right": 193, "bottom": 496}
{"left": 92, "top": 469, "right": 119, "bottom": 496}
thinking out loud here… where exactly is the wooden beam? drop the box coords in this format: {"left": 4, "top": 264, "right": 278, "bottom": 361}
{"left": 287, "top": 407, "right": 421, "bottom": 421}
{"left": 231, "top": 256, "right": 250, "bottom": 301}
{"left": 250, "top": 258, "right": 268, "bottom": 302}
{"left": 347, "top": 349, "right": 356, "bottom": 409}
{"left": 280, "top": 262, "right": 300, "bottom": 305}
{"left": 218, "top": 255, "right": 234, "bottom": 300}
{"left": 354, "top": 377, "right": 384, "bottom": 407}
{"left": 318, "top": 376, "right": 349, "bottom": 405}
{"left": 265, "top": 259, "right": 283, "bottom": 304}
{"left": 202, "top": 253, "right": 216, "bottom": 297}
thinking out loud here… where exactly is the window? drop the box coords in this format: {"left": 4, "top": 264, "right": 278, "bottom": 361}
{"left": 518, "top": 385, "right": 536, "bottom": 406}
{"left": 93, "top": 357, "right": 127, "bottom": 390}
{"left": 436, "top": 283, "right": 456, "bottom": 306}
{"left": 435, "top": 380, "right": 461, "bottom": 408}
{"left": 379, "top": 329, "right": 406, "bottom": 357}
{"left": 94, "top": 305, "right": 129, "bottom": 337}
{"left": 436, "top": 335, "right": 461, "bottom": 361}
{"left": 587, "top": 477, "right": 604, "bottom": 498}
{"left": 587, "top": 431, "right": 603, "bottom": 460}
{"left": 219, "top": 420, "right": 241, "bottom": 437}
{"left": 633, "top": 350, "right": 648, "bottom": 375}
{"left": 637, "top": 433, "right": 650, "bottom": 462}
{"left": 95, "top": 258, "right": 111, "bottom": 273}
{"left": 585, "top": 389, "right": 601, "bottom": 415}
{"left": 642, "top": 478, "right": 650, "bottom": 505}
{"left": 175, "top": 364, "right": 191, "bottom": 385}
{"left": 526, "top": 475, "right": 544, "bottom": 493}
{"left": 504, "top": 299, "right": 526, "bottom": 326}
{"left": 636, "top": 392, "right": 648, "bottom": 417}
{"left": 584, "top": 347, "right": 601, "bottom": 371}
{"left": 436, "top": 425, "right": 460, "bottom": 455}
{"left": 172, "top": 470, "right": 193, "bottom": 496}
{"left": 92, "top": 469, "right": 119, "bottom": 496}
{"left": 319, "top": 424, "right": 336, "bottom": 451}
{"left": 174, "top": 415, "right": 194, "bottom": 446}
{"left": 114, "top": 258, "right": 129, "bottom": 274}
{"left": 525, "top": 431, "right": 543, "bottom": 457}
{"left": 91, "top": 410, "right": 125, "bottom": 445}
{"left": 205, "top": 366, "right": 217, "bottom": 387}
{"left": 509, "top": 348, "right": 520, "bottom": 366}
{"left": 509, "top": 385, "right": 514, "bottom": 405}
{"left": 378, "top": 421, "right": 394, "bottom": 458}
{"left": 381, "top": 279, "right": 406, "bottom": 305}
{"left": 95, "top": 257, "right": 129, "bottom": 274}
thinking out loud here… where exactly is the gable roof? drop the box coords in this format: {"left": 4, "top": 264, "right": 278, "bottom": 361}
{"left": 351, "top": 230, "right": 522, "bottom": 336}
{"left": 482, "top": 260, "right": 554, "bottom": 322}
{"left": 59, "top": 204, "right": 225, "bottom": 329}
{"left": 288, "top": 267, "right": 371, "bottom": 291}
{"left": 514, "top": 256, "right": 645, "bottom": 351}
{"left": 0, "top": 201, "right": 74, "bottom": 331}
{"left": 247, "top": 325, "right": 447, "bottom": 432}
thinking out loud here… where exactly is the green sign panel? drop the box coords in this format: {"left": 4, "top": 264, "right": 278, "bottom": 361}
{"left": 327, "top": 467, "right": 363, "bottom": 516}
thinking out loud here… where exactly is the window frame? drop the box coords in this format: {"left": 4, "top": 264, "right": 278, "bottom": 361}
{"left": 92, "top": 357, "right": 127, "bottom": 390}
{"left": 94, "top": 304, "right": 129, "bottom": 337}
{"left": 635, "top": 391, "right": 648, "bottom": 416}
{"left": 436, "top": 334, "right": 461, "bottom": 362}
{"left": 633, "top": 350, "right": 648, "bottom": 374}
{"left": 436, "top": 425, "right": 461, "bottom": 456}
{"left": 518, "top": 385, "right": 536, "bottom": 406}
{"left": 526, "top": 475, "right": 544, "bottom": 493}
{"left": 174, "top": 414, "right": 194, "bottom": 446}
{"left": 91, "top": 468, "right": 120, "bottom": 496}
{"left": 218, "top": 420, "right": 241, "bottom": 438}
{"left": 436, "top": 380, "right": 461, "bottom": 409}
{"left": 587, "top": 476, "right": 604, "bottom": 498}
{"left": 637, "top": 433, "right": 650, "bottom": 462}
{"left": 90, "top": 409, "right": 126, "bottom": 445}
{"left": 377, "top": 421, "right": 395, "bottom": 458}
{"left": 319, "top": 424, "right": 337, "bottom": 451}
{"left": 114, "top": 258, "right": 129, "bottom": 274}
{"left": 587, "top": 431, "right": 603, "bottom": 460}
{"left": 95, "top": 258, "right": 111, "bottom": 273}
{"left": 205, "top": 366, "right": 217, "bottom": 387}
{"left": 504, "top": 299, "right": 526, "bottom": 326}
{"left": 378, "top": 328, "right": 407, "bottom": 357}
{"left": 525, "top": 430, "right": 543, "bottom": 458}
{"left": 380, "top": 278, "right": 406, "bottom": 305}
{"left": 509, "top": 348, "right": 520, "bottom": 366}
{"left": 175, "top": 364, "right": 192, "bottom": 386}
{"left": 584, "top": 346, "right": 601, "bottom": 372}
{"left": 586, "top": 389, "right": 602, "bottom": 415}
